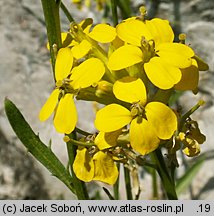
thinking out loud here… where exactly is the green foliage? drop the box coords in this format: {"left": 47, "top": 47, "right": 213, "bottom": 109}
{"left": 4, "top": 98, "right": 75, "bottom": 194}
{"left": 176, "top": 156, "right": 205, "bottom": 195}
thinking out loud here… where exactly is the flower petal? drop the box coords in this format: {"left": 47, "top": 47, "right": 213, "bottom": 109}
{"left": 108, "top": 45, "right": 143, "bottom": 70}
{"left": 145, "top": 18, "right": 174, "bottom": 46}
{"left": 156, "top": 43, "right": 194, "bottom": 68}
{"left": 71, "top": 40, "right": 92, "bottom": 59}
{"left": 70, "top": 58, "right": 105, "bottom": 89}
{"left": 113, "top": 77, "right": 147, "bottom": 105}
{"left": 88, "top": 24, "right": 117, "bottom": 43}
{"left": 144, "top": 57, "right": 181, "bottom": 89}
{"left": 116, "top": 19, "right": 152, "bottom": 46}
{"left": 55, "top": 48, "right": 73, "bottom": 81}
{"left": 130, "top": 118, "right": 160, "bottom": 155}
{"left": 95, "top": 104, "right": 132, "bottom": 132}
{"left": 93, "top": 151, "right": 118, "bottom": 185}
{"left": 145, "top": 102, "right": 177, "bottom": 139}
{"left": 54, "top": 94, "right": 77, "bottom": 134}
{"left": 39, "top": 89, "right": 60, "bottom": 121}
{"left": 174, "top": 59, "right": 199, "bottom": 90}
{"left": 95, "top": 130, "right": 122, "bottom": 150}
{"left": 73, "top": 148, "right": 94, "bottom": 182}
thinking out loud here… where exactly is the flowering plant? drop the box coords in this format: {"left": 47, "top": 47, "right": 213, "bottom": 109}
{"left": 4, "top": 0, "right": 209, "bottom": 200}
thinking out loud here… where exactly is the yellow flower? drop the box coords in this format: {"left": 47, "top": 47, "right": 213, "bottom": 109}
{"left": 69, "top": 20, "right": 116, "bottom": 59}
{"left": 108, "top": 18, "right": 195, "bottom": 89}
{"left": 39, "top": 48, "right": 105, "bottom": 134}
{"left": 95, "top": 77, "right": 177, "bottom": 155}
{"left": 73, "top": 146, "right": 118, "bottom": 185}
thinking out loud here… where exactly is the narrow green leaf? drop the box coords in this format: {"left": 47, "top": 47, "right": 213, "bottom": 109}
{"left": 176, "top": 156, "right": 205, "bottom": 195}
{"left": 4, "top": 98, "right": 75, "bottom": 194}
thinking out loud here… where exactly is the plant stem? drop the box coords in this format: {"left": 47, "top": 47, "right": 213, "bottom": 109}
{"left": 60, "top": 1, "right": 74, "bottom": 22}
{"left": 75, "top": 127, "right": 93, "bottom": 136}
{"left": 118, "top": 0, "right": 132, "bottom": 19}
{"left": 124, "top": 165, "right": 133, "bottom": 200}
{"left": 66, "top": 132, "right": 89, "bottom": 200}
{"left": 110, "top": 0, "right": 118, "bottom": 26}
{"left": 152, "top": 168, "right": 158, "bottom": 199}
{"left": 41, "top": 0, "right": 62, "bottom": 80}
{"left": 113, "top": 163, "right": 120, "bottom": 199}
{"left": 151, "top": 149, "right": 178, "bottom": 200}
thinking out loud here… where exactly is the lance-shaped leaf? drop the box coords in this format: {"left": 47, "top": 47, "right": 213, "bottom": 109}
{"left": 4, "top": 98, "right": 75, "bottom": 194}
{"left": 176, "top": 156, "right": 205, "bottom": 195}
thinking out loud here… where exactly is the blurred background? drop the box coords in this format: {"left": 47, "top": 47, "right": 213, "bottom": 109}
{"left": 0, "top": 0, "right": 214, "bottom": 199}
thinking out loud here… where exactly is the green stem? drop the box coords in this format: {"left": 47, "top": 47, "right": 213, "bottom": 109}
{"left": 118, "top": 0, "right": 132, "bottom": 19}
{"left": 67, "top": 137, "right": 94, "bottom": 147}
{"left": 151, "top": 149, "right": 178, "bottom": 200}
{"left": 110, "top": 0, "right": 118, "bottom": 26}
{"left": 124, "top": 165, "right": 133, "bottom": 200}
{"left": 60, "top": 1, "right": 74, "bottom": 22}
{"left": 152, "top": 168, "right": 158, "bottom": 199}
{"left": 179, "top": 100, "right": 205, "bottom": 131}
{"left": 113, "top": 163, "right": 120, "bottom": 199}
{"left": 66, "top": 132, "right": 89, "bottom": 200}
{"left": 75, "top": 127, "right": 93, "bottom": 136}
{"left": 41, "top": 0, "right": 62, "bottom": 80}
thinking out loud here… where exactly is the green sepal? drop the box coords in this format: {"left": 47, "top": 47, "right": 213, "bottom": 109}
{"left": 193, "top": 55, "right": 209, "bottom": 71}
{"left": 4, "top": 98, "right": 75, "bottom": 194}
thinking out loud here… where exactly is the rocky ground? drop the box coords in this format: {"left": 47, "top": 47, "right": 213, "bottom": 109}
{"left": 0, "top": 0, "right": 214, "bottom": 199}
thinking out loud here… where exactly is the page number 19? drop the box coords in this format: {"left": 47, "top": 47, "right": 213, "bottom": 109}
{"left": 198, "top": 204, "right": 210, "bottom": 213}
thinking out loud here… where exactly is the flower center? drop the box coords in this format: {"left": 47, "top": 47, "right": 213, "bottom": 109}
{"left": 56, "top": 78, "right": 77, "bottom": 95}
{"left": 140, "top": 37, "right": 156, "bottom": 63}
{"left": 130, "top": 102, "right": 146, "bottom": 123}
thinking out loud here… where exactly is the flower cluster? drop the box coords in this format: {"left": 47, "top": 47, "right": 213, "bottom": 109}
{"left": 39, "top": 9, "right": 208, "bottom": 185}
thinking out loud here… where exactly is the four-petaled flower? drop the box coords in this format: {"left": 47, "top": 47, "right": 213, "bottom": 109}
{"left": 95, "top": 77, "right": 177, "bottom": 155}
{"left": 108, "top": 18, "right": 195, "bottom": 89}
{"left": 73, "top": 131, "right": 120, "bottom": 185}
{"left": 39, "top": 47, "right": 105, "bottom": 134}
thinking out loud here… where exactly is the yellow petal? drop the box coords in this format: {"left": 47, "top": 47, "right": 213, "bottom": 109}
{"left": 157, "top": 43, "right": 194, "bottom": 68}
{"left": 146, "top": 18, "right": 174, "bottom": 46}
{"left": 130, "top": 118, "right": 160, "bottom": 155}
{"left": 70, "top": 58, "right": 105, "bottom": 89}
{"left": 88, "top": 24, "right": 117, "bottom": 43}
{"left": 174, "top": 59, "right": 199, "bottom": 90}
{"left": 113, "top": 77, "right": 147, "bottom": 105}
{"left": 93, "top": 151, "right": 118, "bottom": 185}
{"left": 108, "top": 45, "right": 143, "bottom": 70}
{"left": 95, "top": 104, "right": 132, "bottom": 132}
{"left": 73, "top": 148, "right": 94, "bottom": 182}
{"left": 145, "top": 102, "right": 177, "bottom": 139}
{"left": 71, "top": 40, "right": 92, "bottom": 59}
{"left": 54, "top": 94, "right": 77, "bottom": 134}
{"left": 39, "top": 89, "right": 60, "bottom": 121}
{"left": 95, "top": 130, "right": 122, "bottom": 150}
{"left": 55, "top": 48, "right": 73, "bottom": 81}
{"left": 117, "top": 19, "right": 153, "bottom": 46}
{"left": 144, "top": 57, "right": 182, "bottom": 89}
